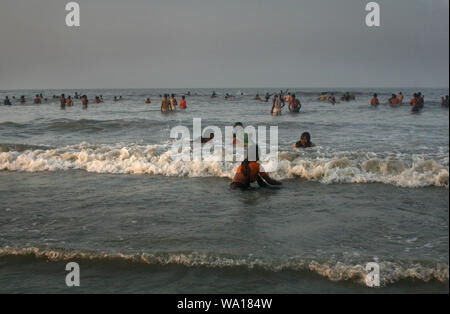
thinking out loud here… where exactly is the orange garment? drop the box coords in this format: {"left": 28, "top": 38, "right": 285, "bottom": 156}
{"left": 179, "top": 99, "right": 186, "bottom": 109}
{"left": 235, "top": 162, "right": 266, "bottom": 183}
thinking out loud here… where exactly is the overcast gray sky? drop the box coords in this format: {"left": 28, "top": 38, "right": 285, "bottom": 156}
{"left": 0, "top": 0, "right": 448, "bottom": 89}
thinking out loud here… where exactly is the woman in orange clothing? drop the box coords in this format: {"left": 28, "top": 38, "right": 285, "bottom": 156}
{"left": 230, "top": 145, "right": 282, "bottom": 190}
{"left": 179, "top": 96, "right": 187, "bottom": 109}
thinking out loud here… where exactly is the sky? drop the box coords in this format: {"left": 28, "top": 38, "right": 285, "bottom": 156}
{"left": 0, "top": 0, "right": 448, "bottom": 89}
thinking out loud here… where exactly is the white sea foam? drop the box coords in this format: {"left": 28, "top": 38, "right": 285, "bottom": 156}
{"left": 0, "top": 143, "right": 448, "bottom": 188}
{"left": 0, "top": 247, "right": 448, "bottom": 286}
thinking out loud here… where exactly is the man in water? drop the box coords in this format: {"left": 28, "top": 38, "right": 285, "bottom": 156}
{"left": 19, "top": 96, "right": 26, "bottom": 104}
{"left": 230, "top": 145, "right": 282, "bottom": 190}
{"left": 292, "top": 132, "right": 315, "bottom": 148}
{"left": 3, "top": 96, "right": 12, "bottom": 106}
{"left": 60, "top": 94, "right": 66, "bottom": 109}
{"left": 389, "top": 94, "right": 399, "bottom": 105}
{"left": 34, "top": 94, "right": 41, "bottom": 104}
{"left": 81, "top": 95, "right": 88, "bottom": 109}
{"left": 66, "top": 96, "right": 73, "bottom": 107}
{"left": 211, "top": 91, "right": 217, "bottom": 98}
{"left": 417, "top": 92, "right": 424, "bottom": 108}
{"left": 289, "top": 94, "right": 301, "bottom": 112}
{"left": 410, "top": 93, "right": 420, "bottom": 112}
{"left": 145, "top": 98, "right": 151, "bottom": 104}
{"left": 370, "top": 94, "right": 380, "bottom": 106}
{"left": 179, "top": 96, "right": 187, "bottom": 109}
{"left": 161, "top": 94, "right": 171, "bottom": 112}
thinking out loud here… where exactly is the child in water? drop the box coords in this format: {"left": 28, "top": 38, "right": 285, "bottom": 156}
{"left": 230, "top": 145, "right": 282, "bottom": 190}
{"left": 292, "top": 132, "right": 315, "bottom": 148}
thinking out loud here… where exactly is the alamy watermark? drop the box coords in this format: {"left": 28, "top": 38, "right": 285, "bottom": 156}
{"left": 169, "top": 118, "right": 279, "bottom": 171}
{"left": 65, "top": 2, "right": 380, "bottom": 28}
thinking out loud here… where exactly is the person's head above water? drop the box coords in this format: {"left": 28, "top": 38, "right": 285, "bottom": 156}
{"left": 373, "top": 93, "right": 378, "bottom": 98}
{"left": 300, "top": 132, "right": 312, "bottom": 147}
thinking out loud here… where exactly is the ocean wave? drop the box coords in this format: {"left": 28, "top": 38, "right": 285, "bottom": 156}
{"left": 0, "top": 247, "right": 447, "bottom": 287}
{"left": 0, "top": 143, "right": 448, "bottom": 188}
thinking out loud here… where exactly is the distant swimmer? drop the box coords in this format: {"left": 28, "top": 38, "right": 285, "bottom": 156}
{"left": 230, "top": 145, "right": 282, "bottom": 190}
{"left": 389, "top": 94, "right": 399, "bottom": 106}
{"left": 262, "top": 92, "right": 272, "bottom": 102}
{"left": 417, "top": 92, "right": 424, "bottom": 108}
{"left": 397, "top": 92, "right": 404, "bottom": 104}
{"left": 81, "top": 95, "right": 88, "bottom": 109}
{"left": 441, "top": 95, "right": 449, "bottom": 107}
{"left": 161, "top": 94, "right": 171, "bottom": 112}
{"left": 370, "top": 93, "right": 380, "bottom": 106}
{"left": 350, "top": 92, "right": 355, "bottom": 100}
{"left": 328, "top": 93, "right": 336, "bottom": 105}
{"left": 60, "top": 94, "right": 66, "bottom": 109}
{"left": 145, "top": 98, "right": 151, "bottom": 104}
{"left": 410, "top": 93, "right": 420, "bottom": 112}
{"left": 74, "top": 92, "right": 79, "bottom": 99}
{"left": 119, "top": 96, "right": 123, "bottom": 100}
{"left": 225, "top": 93, "right": 232, "bottom": 100}
{"left": 94, "top": 96, "right": 101, "bottom": 104}
{"left": 34, "top": 94, "right": 41, "bottom": 104}
{"left": 66, "top": 96, "right": 73, "bottom": 107}
{"left": 170, "top": 94, "right": 177, "bottom": 110}
{"left": 3, "top": 96, "right": 12, "bottom": 106}
{"left": 114, "top": 96, "right": 118, "bottom": 102}
{"left": 179, "top": 95, "right": 187, "bottom": 109}
{"left": 19, "top": 96, "right": 26, "bottom": 104}
{"left": 289, "top": 94, "right": 301, "bottom": 112}
{"left": 292, "top": 132, "right": 315, "bottom": 149}
{"left": 319, "top": 92, "right": 328, "bottom": 102}
{"left": 211, "top": 91, "right": 217, "bottom": 98}
{"left": 254, "top": 94, "right": 261, "bottom": 101}
{"left": 201, "top": 132, "right": 214, "bottom": 144}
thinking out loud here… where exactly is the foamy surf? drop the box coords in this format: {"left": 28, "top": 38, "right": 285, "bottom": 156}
{"left": 0, "top": 142, "right": 448, "bottom": 188}
{"left": 0, "top": 247, "right": 447, "bottom": 287}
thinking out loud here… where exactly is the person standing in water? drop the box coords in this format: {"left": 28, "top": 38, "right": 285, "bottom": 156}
{"left": 170, "top": 94, "right": 177, "bottom": 111}
{"left": 81, "top": 95, "right": 88, "bottom": 109}
{"left": 179, "top": 95, "right": 187, "bottom": 109}
{"left": 271, "top": 95, "right": 280, "bottom": 115}
{"left": 389, "top": 94, "right": 399, "bottom": 105}
{"left": 397, "top": 92, "right": 404, "bottom": 104}
{"left": 441, "top": 95, "right": 449, "bottom": 107}
{"left": 289, "top": 94, "right": 301, "bottom": 112}
{"left": 410, "top": 93, "right": 420, "bottom": 112}
{"left": 60, "top": 94, "right": 66, "bottom": 109}
{"left": 3, "top": 96, "right": 12, "bottom": 106}
{"left": 370, "top": 94, "right": 380, "bottom": 106}
{"left": 65, "top": 96, "right": 73, "bottom": 107}
{"left": 161, "top": 94, "right": 171, "bottom": 112}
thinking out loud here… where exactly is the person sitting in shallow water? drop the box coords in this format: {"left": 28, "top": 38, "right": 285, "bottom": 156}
{"left": 292, "top": 132, "right": 315, "bottom": 149}
{"left": 230, "top": 145, "right": 282, "bottom": 190}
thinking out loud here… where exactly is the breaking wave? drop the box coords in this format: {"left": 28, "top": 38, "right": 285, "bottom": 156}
{"left": 0, "top": 247, "right": 447, "bottom": 287}
{"left": 0, "top": 142, "right": 448, "bottom": 188}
